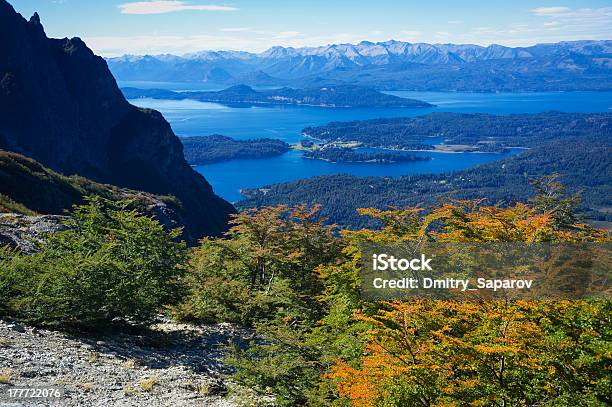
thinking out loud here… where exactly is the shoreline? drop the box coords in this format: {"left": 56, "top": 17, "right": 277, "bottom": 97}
{"left": 299, "top": 134, "right": 529, "bottom": 154}
{"left": 127, "top": 96, "right": 433, "bottom": 109}
{"left": 300, "top": 155, "right": 431, "bottom": 164}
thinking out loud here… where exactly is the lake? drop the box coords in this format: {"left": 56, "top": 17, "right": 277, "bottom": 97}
{"left": 127, "top": 89, "right": 612, "bottom": 202}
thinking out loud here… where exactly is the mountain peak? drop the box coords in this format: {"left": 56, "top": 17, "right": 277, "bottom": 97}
{"left": 106, "top": 38, "right": 612, "bottom": 91}
{"left": 223, "top": 84, "right": 257, "bottom": 94}
{"left": 28, "top": 11, "right": 40, "bottom": 25}
{"left": 0, "top": 0, "right": 234, "bottom": 239}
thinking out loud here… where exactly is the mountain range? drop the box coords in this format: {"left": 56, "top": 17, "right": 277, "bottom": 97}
{"left": 0, "top": 0, "right": 234, "bottom": 239}
{"left": 108, "top": 40, "right": 612, "bottom": 91}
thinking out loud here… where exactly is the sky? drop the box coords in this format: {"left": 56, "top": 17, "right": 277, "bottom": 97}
{"left": 9, "top": 0, "right": 612, "bottom": 56}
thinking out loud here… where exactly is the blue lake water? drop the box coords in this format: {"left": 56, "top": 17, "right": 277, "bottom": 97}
{"left": 127, "top": 90, "right": 612, "bottom": 202}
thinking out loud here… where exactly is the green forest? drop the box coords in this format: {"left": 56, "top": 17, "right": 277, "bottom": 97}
{"left": 181, "top": 135, "right": 290, "bottom": 164}
{"left": 303, "top": 147, "right": 430, "bottom": 163}
{"left": 122, "top": 85, "right": 432, "bottom": 109}
{"left": 240, "top": 139, "right": 612, "bottom": 227}
{"left": 302, "top": 112, "right": 612, "bottom": 151}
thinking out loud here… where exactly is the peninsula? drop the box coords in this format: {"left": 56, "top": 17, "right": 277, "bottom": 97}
{"left": 122, "top": 85, "right": 433, "bottom": 108}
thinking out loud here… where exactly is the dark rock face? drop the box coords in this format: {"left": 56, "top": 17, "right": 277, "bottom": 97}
{"left": 0, "top": 0, "right": 234, "bottom": 238}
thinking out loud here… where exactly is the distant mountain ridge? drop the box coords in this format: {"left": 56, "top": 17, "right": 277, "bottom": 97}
{"left": 107, "top": 40, "right": 612, "bottom": 91}
{"left": 0, "top": 0, "right": 234, "bottom": 239}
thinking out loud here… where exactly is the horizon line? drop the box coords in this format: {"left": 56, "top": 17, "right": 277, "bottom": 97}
{"left": 98, "top": 37, "right": 611, "bottom": 58}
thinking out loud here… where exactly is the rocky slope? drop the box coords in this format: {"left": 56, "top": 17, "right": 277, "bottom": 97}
{"left": 0, "top": 318, "right": 261, "bottom": 406}
{"left": 0, "top": 0, "right": 234, "bottom": 239}
{"left": 0, "top": 214, "right": 67, "bottom": 254}
{"left": 0, "top": 151, "right": 194, "bottom": 242}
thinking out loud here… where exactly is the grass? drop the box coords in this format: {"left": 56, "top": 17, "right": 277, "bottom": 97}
{"left": 0, "top": 370, "right": 13, "bottom": 384}
{"left": 78, "top": 382, "right": 95, "bottom": 392}
{"left": 227, "top": 383, "right": 274, "bottom": 406}
{"left": 0, "top": 151, "right": 183, "bottom": 219}
{"left": 138, "top": 376, "right": 159, "bottom": 392}
{"left": 121, "top": 359, "right": 137, "bottom": 369}
{"left": 123, "top": 384, "right": 137, "bottom": 396}
{"left": 0, "top": 337, "right": 12, "bottom": 348}
{"left": 87, "top": 351, "right": 99, "bottom": 364}
{"left": 0, "top": 194, "right": 36, "bottom": 215}
{"left": 187, "top": 381, "right": 213, "bottom": 396}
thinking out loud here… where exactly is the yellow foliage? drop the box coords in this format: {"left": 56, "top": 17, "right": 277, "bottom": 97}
{"left": 326, "top": 200, "right": 610, "bottom": 406}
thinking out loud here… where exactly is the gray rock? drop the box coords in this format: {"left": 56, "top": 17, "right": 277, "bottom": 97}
{"left": 0, "top": 213, "right": 67, "bottom": 254}
{"left": 8, "top": 322, "right": 26, "bottom": 333}
{"left": 0, "top": 318, "right": 264, "bottom": 406}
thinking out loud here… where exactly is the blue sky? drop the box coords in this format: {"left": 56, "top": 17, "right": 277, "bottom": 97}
{"left": 9, "top": 0, "right": 612, "bottom": 56}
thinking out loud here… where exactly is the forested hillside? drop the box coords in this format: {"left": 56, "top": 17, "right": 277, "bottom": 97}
{"left": 181, "top": 135, "right": 289, "bottom": 164}
{"left": 0, "top": 151, "right": 189, "bottom": 238}
{"left": 122, "top": 84, "right": 432, "bottom": 108}
{"left": 303, "top": 147, "right": 430, "bottom": 163}
{"left": 240, "top": 139, "right": 612, "bottom": 227}
{"left": 302, "top": 111, "right": 612, "bottom": 151}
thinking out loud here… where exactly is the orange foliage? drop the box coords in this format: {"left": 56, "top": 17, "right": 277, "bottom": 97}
{"left": 326, "top": 200, "right": 610, "bottom": 406}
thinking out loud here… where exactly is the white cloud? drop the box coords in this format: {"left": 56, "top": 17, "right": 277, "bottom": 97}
{"left": 118, "top": 1, "right": 237, "bottom": 15}
{"left": 86, "top": 32, "right": 379, "bottom": 56}
{"left": 87, "top": 34, "right": 244, "bottom": 55}
{"left": 530, "top": 6, "right": 612, "bottom": 25}
{"left": 86, "top": 5, "right": 611, "bottom": 56}
{"left": 220, "top": 27, "right": 251, "bottom": 32}
{"left": 430, "top": 6, "right": 612, "bottom": 47}
{"left": 397, "top": 30, "right": 422, "bottom": 42}
{"left": 528, "top": 6, "right": 612, "bottom": 39}
{"left": 530, "top": 7, "right": 571, "bottom": 16}
{"left": 273, "top": 31, "right": 302, "bottom": 39}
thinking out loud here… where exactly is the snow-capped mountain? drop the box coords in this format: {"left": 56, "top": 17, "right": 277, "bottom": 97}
{"left": 106, "top": 39, "right": 612, "bottom": 91}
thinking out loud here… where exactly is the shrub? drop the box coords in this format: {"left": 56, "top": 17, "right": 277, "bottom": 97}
{"left": 174, "top": 275, "right": 252, "bottom": 324}
{"left": 174, "top": 205, "right": 341, "bottom": 327}
{"left": 0, "top": 197, "right": 187, "bottom": 326}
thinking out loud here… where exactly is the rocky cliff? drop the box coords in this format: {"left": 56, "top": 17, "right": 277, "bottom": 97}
{"left": 0, "top": 0, "right": 234, "bottom": 238}
{"left": 0, "top": 151, "right": 196, "bottom": 241}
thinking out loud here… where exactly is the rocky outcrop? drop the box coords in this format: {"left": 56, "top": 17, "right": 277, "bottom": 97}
{"left": 0, "top": 151, "right": 194, "bottom": 242}
{"left": 0, "top": 214, "right": 67, "bottom": 254}
{"left": 0, "top": 0, "right": 234, "bottom": 238}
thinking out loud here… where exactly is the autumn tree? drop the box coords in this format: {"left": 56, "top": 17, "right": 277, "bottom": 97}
{"left": 178, "top": 178, "right": 609, "bottom": 406}
{"left": 329, "top": 299, "right": 611, "bottom": 406}
{"left": 325, "top": 199, "right": 610, "bottom": 406}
